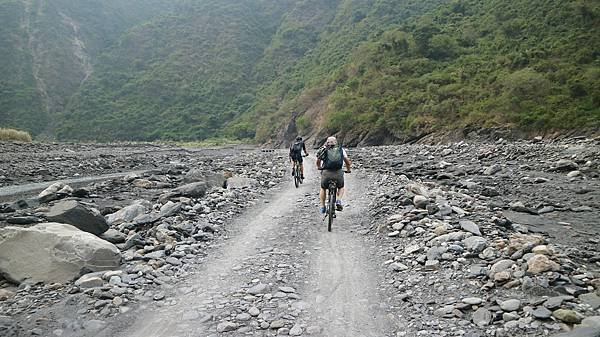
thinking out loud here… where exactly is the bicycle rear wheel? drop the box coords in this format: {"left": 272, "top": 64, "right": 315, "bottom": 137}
{"left": 327, "top": 188, "right": 336, "bottom": 232}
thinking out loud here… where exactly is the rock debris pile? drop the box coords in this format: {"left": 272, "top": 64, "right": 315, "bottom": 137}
{"left": 352, "top": 137, "right": 599, "bottom": 336}
{"left": 0, "top": 145, "right": 286, "bottom": 336}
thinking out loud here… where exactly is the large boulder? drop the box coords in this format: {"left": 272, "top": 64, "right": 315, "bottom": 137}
{"left": 45, "top": 200, "right": 108, "bottom": 235}
{"left": 0, "top": 223, "right": 121, "bottom": 284}
{"left": 184, "top": 169, "right": 226, "bottom": 188}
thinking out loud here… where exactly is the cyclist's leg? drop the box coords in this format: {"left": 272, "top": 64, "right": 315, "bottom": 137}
{"left": 335, "top": 170, "right": 345, "bottom": 210}
{"left": 319, "top": 172, "right": 328, "bottom": 214}
{"left": 319, "top": 187, "right": 326, "bottom": 207}
{"left": 337, "top": 187, "right": 345, "bottom": 200}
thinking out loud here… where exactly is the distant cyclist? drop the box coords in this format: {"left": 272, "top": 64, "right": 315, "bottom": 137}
{"left": 289, "top": 136, "right": 309, "bottom": 179}
{"left": 316, "top": 136, "right": 351, "bottom": 214}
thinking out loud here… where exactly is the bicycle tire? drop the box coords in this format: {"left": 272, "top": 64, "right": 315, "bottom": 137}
{"left": 327, "top": 188, "right": 335, "bottom": 232}
{"left": 292, "top": 165, "right": 300, "bottom": 188}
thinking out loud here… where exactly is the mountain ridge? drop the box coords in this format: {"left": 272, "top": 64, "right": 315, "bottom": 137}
{"left": 0, "top": 0, "right": 598, "bottom": 144}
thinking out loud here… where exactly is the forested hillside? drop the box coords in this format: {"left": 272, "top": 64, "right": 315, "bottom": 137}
{"left": 0, "top": 0, "right": 177, "bottom": 136}
{"left": 323, "top": 0, "right": 600, "bottom": 143}
{"left": 1, "top": 0, "right": 598, "bottom": 143}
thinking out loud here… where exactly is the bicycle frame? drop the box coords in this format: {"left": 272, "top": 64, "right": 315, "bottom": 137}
{"left": 325, "top": 181, "right": 337, "bottom": 231}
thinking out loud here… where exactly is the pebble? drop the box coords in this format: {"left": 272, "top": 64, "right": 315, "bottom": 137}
{"left": 500, "top": 299, "right": 521, "bottom": 312}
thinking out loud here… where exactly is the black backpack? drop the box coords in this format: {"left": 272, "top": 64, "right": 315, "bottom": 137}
{"left": 291, "top": 141, "right": 303, "bottom": 153}
{"left": 322, "top": 146, "right": 344, "bottom": 169}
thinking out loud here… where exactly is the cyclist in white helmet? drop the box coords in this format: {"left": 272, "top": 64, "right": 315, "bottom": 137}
{"left": 316, "top": 136, "right": 351, "bottom": 214}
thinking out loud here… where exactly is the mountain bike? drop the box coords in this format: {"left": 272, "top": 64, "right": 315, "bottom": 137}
{"left": 291, "top": 155, "right": 308, "bottom": 188}
{"left": 320, "top": 169, "right": 350, "bottom": 232}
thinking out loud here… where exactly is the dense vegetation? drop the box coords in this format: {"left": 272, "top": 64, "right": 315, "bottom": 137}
{"left": 0, "top": 0, "right": 177, "bottom": 136}
{"left": 0, "top": 0, "right": 598, "bottom": 142}
{"left": 324, "top": 0, "right": 600, "bottom": 140}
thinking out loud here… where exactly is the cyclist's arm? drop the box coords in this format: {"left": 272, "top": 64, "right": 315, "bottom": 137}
{"left": 343, "top": 149, "right": 351, "bottom": 172}
{"left": 302, "top": 143, "right": 309, "bottom": 156}
{"left": 316, "top": 158, "right": 322, "bottom": 170}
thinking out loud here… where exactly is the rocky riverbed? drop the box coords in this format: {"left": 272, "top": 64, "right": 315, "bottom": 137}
{"left": 0, "top": 137, "right": 598, "bottom": 337}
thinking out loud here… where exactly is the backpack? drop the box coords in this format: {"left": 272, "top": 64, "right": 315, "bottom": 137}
{"left": 322, "top": 146, "right": 344, "bottom": 169}
{"left": 291, "top": 141, "right": 303, "bottom": 154}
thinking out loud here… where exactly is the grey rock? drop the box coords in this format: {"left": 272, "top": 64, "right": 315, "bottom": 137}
{"left": 106, "top": 202, "right": 148, "bottom": 225}
{"left": 473, "top": 307, "right": 492, "bottom": 327}
{"left": 123, "top": 233, "right": 145, "bottom": 250}
{"left": 462, "top": 297, "right": 483, "bottom": 305}
{"left": 404, "top": 244, "right": 422, "bottom": 255}
{"left": 580, "top": 316, "right": 600, "bottom": 329}
{"left": 75, "top": 273, "right": 105, "bottom": 288}
{"left": 552, "top": 328, "right": 600, "bottom": 337}
{"left": 459, "top": 220, "right": 482, "bottom": 236}
{"left": 159, "top": 201, "right": 182, "bottom": 217}
{"left": 216, "top": 321, "right": 238, "bottom": 332}
{"left": 426, "top": 246, "right": 447, "bottom": 261}
{"left": 0, "top": 223, "right": 121, "bottom": 283}
{"left": 269, "top": 320, "right": 285, "bottom": 329}
{"left": 413, "top": 195, "right": 429, "bottom": 209}
{"left": 46, "top": 200, "right": 108, "bottom": 235}
{"left": 82, "top": 320, "right": 106, "bottom": 332}
{"left": 434, "top": 305, "right": 456, "bottom": 318}
{"left": 554, "top": 159, "right": 578, "bottom": 172}
{"left": 543, "top": 296, "right": 567, "bottom": 309}
{"left": 99, "top": 229, "right": 126, "bottom": 244}
{"left": 184, "top": 170, "right": 226, "bottom": 187}
{"left": 226, "top": 177, "right": 257, "bottom": 189}
{"left": 463, "top": 236, "right": 488, "bottom": 253}
{"left": 483, "top": 165, "right": 502, "bottom": 175}
{"left": 578, "top": 292, "right": 600, "bottom": 309}
{"left": 390, "top": 262, "right": 409, "bottom": 271}
{"left": 500, "top": 299, "right": 521, "bottom": 311}
{"left": 469, "top": 265, "right": 488, "bottom": 277}
{"left": 165, "top": 257, "right": 182, "bottom": 266}
{"left": 503, "top": 312, "right": 520, "bottom": 321}
{"left": 424, "top": 260, "right": 439, "bottom": 271}
{"left": 173, "top": 182, "right": 209, "bottom": 198}
{"left": 531, "top": 307, "right": 552, "bottom": 319}
{"left": 489, "top": 259, "right": 515, "bottom": 276}
{"left": 247, "top": 283, "right": 269, "bottom": 295}
{"left": 289, "top": 324, "right": 303, "bottom": 336}
{"left": 235, "top": 313, "right": 251, "bottom": 321}
{"left": 144, "top": 250, "right": 165, "bottom": 260}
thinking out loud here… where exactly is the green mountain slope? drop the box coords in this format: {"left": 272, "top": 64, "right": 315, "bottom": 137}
{"left": 61, "top": 0, "right": 447, "bottom": 141}
{"left": 0, "top": 0, "right": 177, "bottom": 136}
{"left": 322, "top": 0, "right": 599, "bottom": 142}
{"left": 60, "top": 0, "right": 299, "bottom": 141}
{"left": 1, "top": 0, "right": 598, "bottom": 143}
